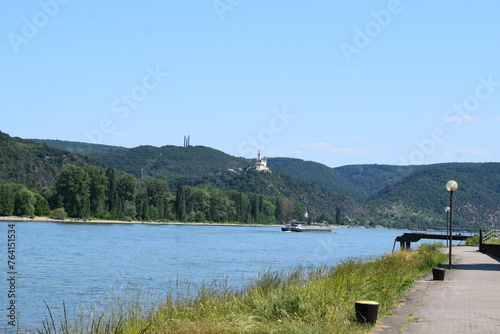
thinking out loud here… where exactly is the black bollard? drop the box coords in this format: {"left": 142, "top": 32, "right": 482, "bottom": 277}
{"left": 432, "top": 268, "right": 445, "bottom": 281}
{"left": 355, "top": 300, "right": 379, "bottom": 324}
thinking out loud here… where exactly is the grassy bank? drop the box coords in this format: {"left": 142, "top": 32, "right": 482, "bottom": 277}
{"left": 35, "top": 244, "right": 446, "bottom": 334}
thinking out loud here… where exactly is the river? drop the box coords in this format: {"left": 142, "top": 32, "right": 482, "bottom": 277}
{"left": 0, "top": 221, "right": 423, "bottom": 332}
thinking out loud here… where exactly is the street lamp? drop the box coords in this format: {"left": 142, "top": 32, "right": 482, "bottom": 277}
{"left": 445, "top": 207, "right": 450, "bottom": 247}
{"left": 446, "top": 180, "right": 458, "bottom": 270}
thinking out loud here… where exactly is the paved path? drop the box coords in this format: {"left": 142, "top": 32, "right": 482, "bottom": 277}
{"left": 373, "top": 246, "right": 500, "bottom": 334}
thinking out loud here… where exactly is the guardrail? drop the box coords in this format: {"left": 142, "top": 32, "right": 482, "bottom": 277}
{"left": 479, "top": 229, "right": 500, "bottom": 257}
{"left": 409, "top": 227, "right": 477, "bottom": 236}
{"left": 483, "top": 229, "right": 500, "bottom": 242}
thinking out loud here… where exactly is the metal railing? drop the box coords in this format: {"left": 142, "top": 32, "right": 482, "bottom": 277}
{"left": 483, "top": 229, "right": 500, "bottom": 242}
{"left": 409, "top": 227, "right": 477, "bottom": 236}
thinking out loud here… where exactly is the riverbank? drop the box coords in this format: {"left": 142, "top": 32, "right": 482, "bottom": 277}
{"left": 0, "top": 216, "right": 395, "bottom": 229}
{"left": 34, "top": 244, "right": 447, "bottom": 334}
{"left": 0, "top": 216, "right": 283, "bottom": 226}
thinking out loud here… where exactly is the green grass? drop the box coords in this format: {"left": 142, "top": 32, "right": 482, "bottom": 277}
{"left": 485, "top": 238, "right": 500, "bottom": 245}
{"left": 466, "top": 233, "right": 500, "bottom": 245}
{"left": 34, "top": 244, "right": 447, "bottom": 334}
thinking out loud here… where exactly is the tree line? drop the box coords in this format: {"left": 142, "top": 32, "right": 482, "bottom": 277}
{"left": 0, "top": 165, "right": 304, "bottom": 224}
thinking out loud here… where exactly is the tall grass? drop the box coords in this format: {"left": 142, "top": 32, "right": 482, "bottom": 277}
{"left": 33, "top": 244, "right": 446, "bottom": 334}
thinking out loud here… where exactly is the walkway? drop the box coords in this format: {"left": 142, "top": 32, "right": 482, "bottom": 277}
{"left": 373, "top": 246, "right": 500, "bottom": 334}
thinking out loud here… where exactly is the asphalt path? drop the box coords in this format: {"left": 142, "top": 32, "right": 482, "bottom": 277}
{"left": 373, "top": 246, "right": 500, "bottom": 334}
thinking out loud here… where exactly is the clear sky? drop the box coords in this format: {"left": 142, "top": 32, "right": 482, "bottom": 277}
{"left": 2, "top": 1, "right": 500, "bottom": 168}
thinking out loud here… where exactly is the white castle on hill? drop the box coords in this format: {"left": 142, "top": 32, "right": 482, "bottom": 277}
{"left": 228, "top": 150, "right": 270, "bottom": 173}
{"left": 253, "top": 150, "right": 270, "bottom": 172}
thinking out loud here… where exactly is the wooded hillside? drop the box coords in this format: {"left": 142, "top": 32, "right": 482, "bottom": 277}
{"left": 5, "top": 133, "right": 500, "bottom": 228}
{"left": 0, "top": 132, "right": 103, "bottom": 188}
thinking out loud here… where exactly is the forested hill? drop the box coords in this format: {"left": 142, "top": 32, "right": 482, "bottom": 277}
{"left": 368, "top": 163, "right": 500, "bottom": 227}
{"left": 30, "top": 139, "right": 416, "bottom": 201}
{"left": 24, "top": 136, "right": 500, "bottom": 227}
{"left": 32, "top": 139, "right": 252, "bottom": 182}
{"left": 32, "top": 139, "right": 127, "bottom": 157}
{"left": 94, "top": 145, "right": 252, "bottom": 182}
{"left": 267, "top": 158, "right": 367, "bottom": 201}
{"left": 0, "top": 131, "right": 103, "bottom": 188}
{"left": 335, "top": 164, "right": 421, "bottom": 197}
{"left": 190, "top": 170, "right": 365, "bottom": 221}
{"left": 28, "top": 139, "right": 366, "bottom": 220}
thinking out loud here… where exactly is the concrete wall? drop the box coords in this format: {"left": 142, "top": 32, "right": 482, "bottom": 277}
{"left": 480, "top": 243, "right": 500, "bottom": 258}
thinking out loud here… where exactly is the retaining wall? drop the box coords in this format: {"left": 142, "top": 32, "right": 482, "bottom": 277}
{"left": 480, "top": 243, "right": 500, "bottom": 258}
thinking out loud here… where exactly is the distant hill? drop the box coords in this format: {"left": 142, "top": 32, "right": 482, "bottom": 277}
{"left": 190, "top": 170, "right": 366, "bottom": 220}
{"left": 26, "top": 136, "right": 500, "bottom": 227}
{"left": 29, "top": 140, "right": 371, "bottom": 200}
{"left": 268, "top": 158, "right": 366, "bottom": 200}
{"left": 368, "top": 163, "right": 500, "bottom": 227}
{"left": 95, "top": 145, "right": 252, "bottom": 183}
{"left": 335, "top": 164, "right": 421, "bottom": 198}
{"left": 0, "top": 132, "right": 104, "bottom": 188}
{"left": 32, "top": 139, "right": 127, "bottom": 157}
{"left": 31, "top": 139, "right": 366, "bottom": 220}
{"left": 31, "top": 139, "right": 253, "bottom": 183}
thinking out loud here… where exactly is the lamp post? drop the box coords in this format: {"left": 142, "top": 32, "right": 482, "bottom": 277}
{"left": 445, "top": 207, "right": 450, "bottom": 247}
{"left": 446, "top": 180, "right": 458, "bottom": 270}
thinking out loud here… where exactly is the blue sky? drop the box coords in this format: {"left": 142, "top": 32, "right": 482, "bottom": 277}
{"left": 2, "top": 1, "right": 500, "bottom": 168}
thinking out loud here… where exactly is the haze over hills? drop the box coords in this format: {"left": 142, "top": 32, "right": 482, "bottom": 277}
{"left": 5, "top": 133, "right": 499, "bottom": 228}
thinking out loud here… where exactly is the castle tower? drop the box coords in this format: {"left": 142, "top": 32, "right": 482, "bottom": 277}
{"left": 254, "top": 150, "right": 270, "bottom": 172}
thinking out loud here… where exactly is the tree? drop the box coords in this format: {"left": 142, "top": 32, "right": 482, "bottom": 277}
{"left": 40, "top": 186, "right": 58, "bottom": 211}
{"left": 209, "top": 188, "right": 232, "bottom": 222}
{"left": 335, "top": 207, "right": 342, "bottom": 225}
{"left": 262, "top": 198, "right": 277, "bottom": 223}
{"left": 112, "top": 173, "right": 138, "bottom": 221}
{"left": 187, "top": 185, "right": 210, "bottom": 222}
{"left": 276, "top": 197, "right": 296, "bottom": 222}
{"left": 174, "top": 183, "right": 187, "bottom": 222}
{"left": 56, "top": 165, "right": 90, "bottom": 218}
{"left": 0, "top": 184, "right": 14, "bottom": 216}
{"left": 85, "top": 166, "right": 108, "bottom": 215}
{"left": 106, "top": 167, "right": 118, "bottom": 214}
{"left": 14, "top": 188, "right": 36, "bottom": 217}
{"left": 136, "top": 192, "right": 150, "bottom": 221}
{"left": 122, "top": 200, "right": 137, "bottom": 221}
{"left": 147, "top": 179, "right": 169, "bottom": 206}
{"left": 146, "top": 178, "right": 169, "bottom": 220}
{"left": 33, "top": 192, "right": 50, "bottom": 216}
{"left": 117, "top": 173, "right": 137, "bottom": 203}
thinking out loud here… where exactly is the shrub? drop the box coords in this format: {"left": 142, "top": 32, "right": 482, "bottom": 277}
{"left": 465, "top": 234, "right": 479, "bottom": 245}
{"left": 49, "top": 208, "right": 67, "bottom": 220}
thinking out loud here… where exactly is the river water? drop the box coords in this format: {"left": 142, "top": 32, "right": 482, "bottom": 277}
{"left": 0, "top": 221, "right": 422, "bottom": 332}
